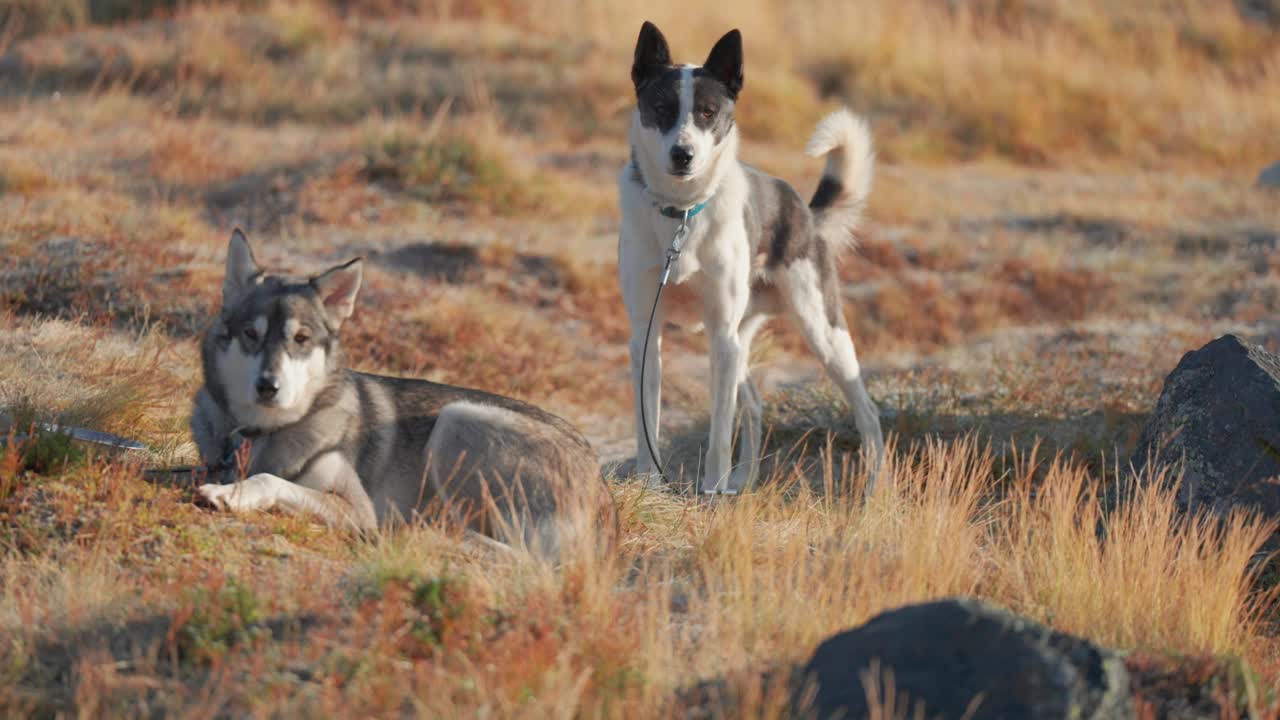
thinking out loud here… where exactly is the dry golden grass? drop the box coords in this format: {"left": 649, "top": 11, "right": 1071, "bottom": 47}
{"left": 2, "top": 0, "right": 1280, "bottom": 715}
{"left": 360, "top": 110, "right": 596, "bottom": 218}
{"left": 0, "top": 154, "right": 56, "bottom": 196}
{"left": 1, "top": 436, "right": 1276, "bottom": 716}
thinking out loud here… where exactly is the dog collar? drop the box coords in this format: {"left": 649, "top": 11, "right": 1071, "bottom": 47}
{"left": 656, "top": 198, "right": 710, "bottom": 220}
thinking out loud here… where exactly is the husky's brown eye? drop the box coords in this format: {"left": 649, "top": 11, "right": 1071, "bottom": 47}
{"left": 294, "top": 332, "right": 310, "bottom": 345}
{"left": 243, "top": 327, "right": 258, "bottom": 341}
{"left": 700, "top": 107, "right": 716, "bottom": 120}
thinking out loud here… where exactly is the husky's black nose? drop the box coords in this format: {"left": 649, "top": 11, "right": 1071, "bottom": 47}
{"left": 256, "top": 375, "right": 280, "bottom": 402}
{"left": 670, "top": 145, "right": 693, "bottom": 172}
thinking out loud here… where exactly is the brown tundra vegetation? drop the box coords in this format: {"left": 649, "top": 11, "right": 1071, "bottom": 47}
{"left": 1, "top": 0, "right": 1279, "bottom": 716}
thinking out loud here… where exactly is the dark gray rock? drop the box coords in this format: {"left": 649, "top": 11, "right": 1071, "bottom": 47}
{"left": 797, "top": 598, "right": 1133, "bottom": 720}
{"left": 1131, "top": 334, "right": 1280, "bottom": 519}
{"left": 1259, "top": 162, "right": 1280, "bottom": 189}
{"left": 1237, "top": 0, "right": 1280, "bottom": 27}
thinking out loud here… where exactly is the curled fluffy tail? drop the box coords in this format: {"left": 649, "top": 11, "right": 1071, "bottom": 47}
{"left": 805, "top": 108, "right": 875, "bottom": 252}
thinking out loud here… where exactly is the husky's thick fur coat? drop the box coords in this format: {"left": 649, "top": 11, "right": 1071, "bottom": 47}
{"left": 192, "top": 230, "right": 615, "bottom": 552}
{"left": 617, "top": 22, "right": 886, "bottom": 494}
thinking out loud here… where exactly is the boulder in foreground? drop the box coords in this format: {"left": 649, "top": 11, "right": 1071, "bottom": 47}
{"left": 797, "top": 598, "right": 1133, "bottom": 720}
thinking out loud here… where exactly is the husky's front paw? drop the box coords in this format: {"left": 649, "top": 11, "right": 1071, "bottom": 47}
{"left": 197, "top": 474, "right": 281, "bottom": 513}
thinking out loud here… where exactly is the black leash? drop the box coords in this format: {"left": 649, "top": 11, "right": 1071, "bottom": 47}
{"left": 143, "top": 427, "right": 257, "bottom": 483}
{"left": 639, "top": 208, "right": 691, "bottom": 482}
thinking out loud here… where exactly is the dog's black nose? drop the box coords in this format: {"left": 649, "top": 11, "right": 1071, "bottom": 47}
{"left": 256, "top": 375, "right": 279, "bottom": 401}
{"left": 670, "top": 145, "right": 693, "bottom": 171}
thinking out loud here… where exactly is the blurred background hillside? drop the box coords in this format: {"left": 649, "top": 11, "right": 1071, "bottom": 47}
{"left": 2, "top": 0, "right": 1278, "bottom": 169}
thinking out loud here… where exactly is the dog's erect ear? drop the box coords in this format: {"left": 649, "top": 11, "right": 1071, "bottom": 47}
{"left": 311, "top": 258, "right": 363, "bottom": 327}
{"left": 223, "top": 228, "right": 261, "bottom": 308}
{"left": 632, "top": 21, "right": 672, "bottom": 92}
{"left": 702, "top": 29, "right": 743, "bottom": 99}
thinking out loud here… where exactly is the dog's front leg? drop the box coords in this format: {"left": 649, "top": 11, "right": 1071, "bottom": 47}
{"left": 198, "top": 452, "right": 377, "bottom": 531}
{"left": 704, "top": 328, "right": 742, "bottom": 493}
{"left": 620, "top": 237, "right": 666, "bottom": 487}
{"left": 702, "top": 259, "right": 750, "bottom": 494}
{"left": 190, "top": 388, "right": 235, "bottom": 471}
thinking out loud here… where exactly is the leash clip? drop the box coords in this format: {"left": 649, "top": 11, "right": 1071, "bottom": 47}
{"left": 659, "top": 208, "right": 691, "bottom": 286}
{"left": 669, "top": 208, "right": 691, "bottom": 257}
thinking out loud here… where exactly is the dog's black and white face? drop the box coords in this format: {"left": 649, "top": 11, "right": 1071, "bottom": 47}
{"left": 208, "top": 230, "right": 362, "bottom": 430}
{"left": 631, "top": 21, "right": 743, "bottom": 182}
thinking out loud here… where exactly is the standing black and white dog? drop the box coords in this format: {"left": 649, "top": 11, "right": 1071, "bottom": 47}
{"left": 617, "top": 22, "right": 886, "bottom": 495}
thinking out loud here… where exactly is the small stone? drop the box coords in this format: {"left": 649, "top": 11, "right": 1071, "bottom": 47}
{"left": 1258, "top": 162, "right": 1280, "bottom": 189}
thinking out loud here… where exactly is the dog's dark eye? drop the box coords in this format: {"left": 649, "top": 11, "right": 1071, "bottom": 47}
{"left": 294, "top": 332, "right": 310, "bottom": 345}
{"left": 699, "top": 107, "right": 716, "bottom": 120}
{"left": 243, "top": 327, "right": 258, "bottom": 341}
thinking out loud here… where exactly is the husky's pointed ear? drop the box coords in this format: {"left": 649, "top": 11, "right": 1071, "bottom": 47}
{"left": 311, "top": 258, "right": 363, "bottom": 327}
{"left": 223, "top": 228, "right": 261, "bottom": 307}
{"left": 632, "top": 21, "right": 672, "bottom": 92}
{"left": 703, "top": 29, "right": 743, "bottom": 100}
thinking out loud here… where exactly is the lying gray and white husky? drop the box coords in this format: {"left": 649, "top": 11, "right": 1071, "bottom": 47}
{"left": 192, "top": 230, "right": 615, "bottom": 553}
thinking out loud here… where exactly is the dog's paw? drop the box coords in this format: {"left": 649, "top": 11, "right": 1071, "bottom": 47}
{"left": 197, "top": 483, "right": 244, "bottom": 511}
{"left": 196, "top": 484, "right": 256, "bottom": 512}
{"left": 698, "top": 489, "right": 738, "bottom": 507}
{"left": 195, "top": 483, "right": 224, "bottom": 509}
{"left": 196, "top": 475, "right": 279, "bottom": 513}
{"left": 699, "top": 474, "right": 738, "bottom": 497}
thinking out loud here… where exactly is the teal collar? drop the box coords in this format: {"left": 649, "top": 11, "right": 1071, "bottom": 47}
{"left": 657, "top": 198, "right": 710, "bottom": 220}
